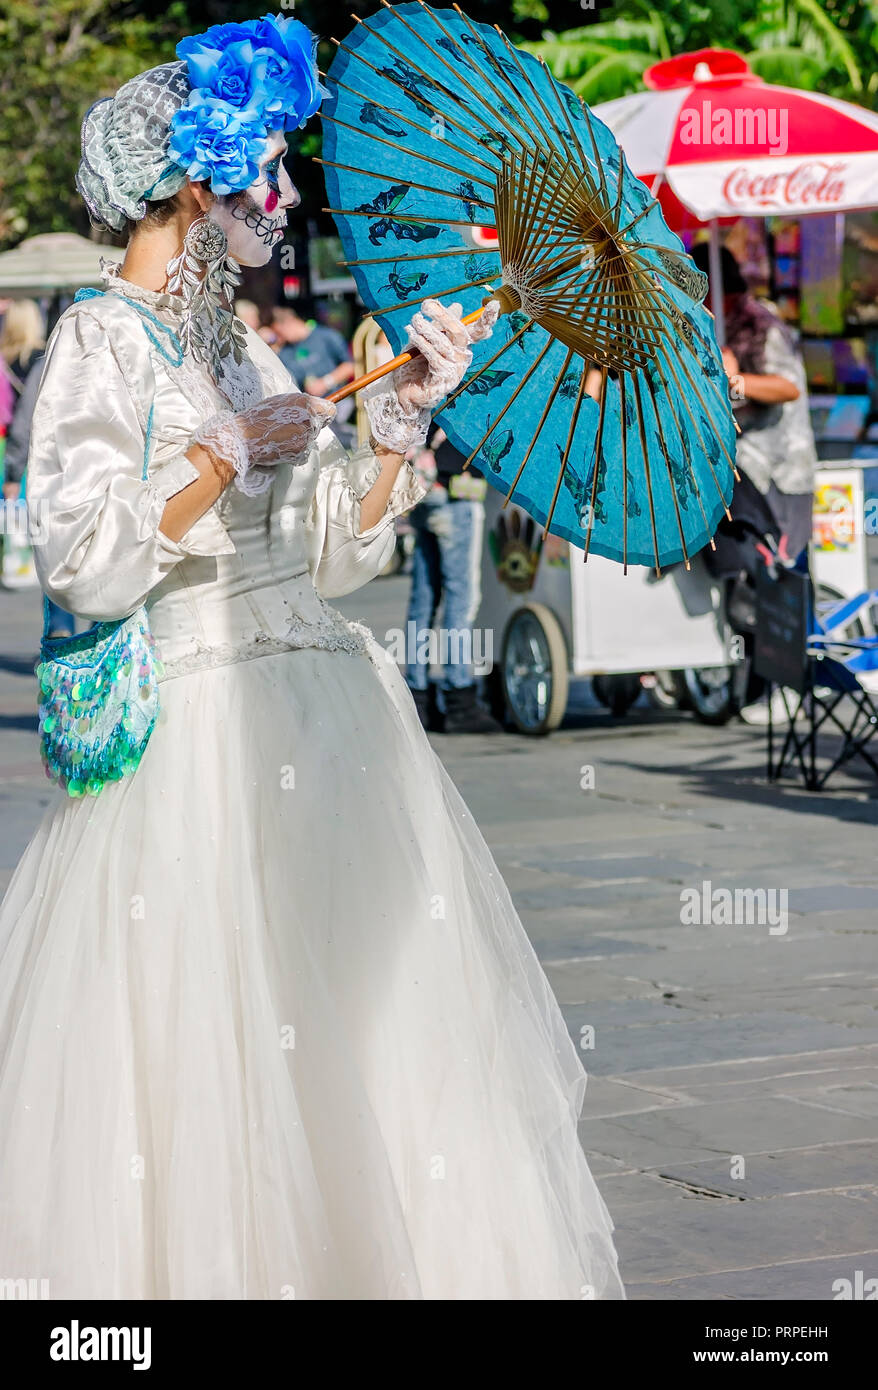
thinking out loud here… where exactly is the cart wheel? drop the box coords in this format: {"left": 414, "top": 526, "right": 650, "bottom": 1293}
{"left": 591, "top": 673, "right": 642, "bottom": 717}
{"left": 501, "top": 603, "right": 569, "bottom": 735}
{"left": 681, "top": 666, "right": 739, "bottom": 725}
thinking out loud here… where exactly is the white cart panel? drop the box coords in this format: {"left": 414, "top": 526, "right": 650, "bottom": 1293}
{"left": 480, "top": 491, "right": 732, "bottom": 677}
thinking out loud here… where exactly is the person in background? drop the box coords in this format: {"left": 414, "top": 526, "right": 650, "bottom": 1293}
{"left": 2, "top": 349, "right": 74, "bottom": 633}
{"left": 693, "top": 243, "right": 818, "bottom": 726}
{"left": 272, "top": 302, "right": 356, "bottom": 446}
{"left": 405, "top": 426, "right": 500, "bottom": 733}
{"left": 1, "top": 298, "right": 45, "bottom": 388}
{"left": 233, "top": 297, "right": 261, "bottom": 332}
{"left": 1, "top": 302, "right": 54, "bottom": 600}
{"left": 692, "top": 243, "right": 817, "bottom": 562}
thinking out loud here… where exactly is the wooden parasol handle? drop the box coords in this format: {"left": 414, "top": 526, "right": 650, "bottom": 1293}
{"left": 327, "top": 306, "right": 485, "bottom": 404}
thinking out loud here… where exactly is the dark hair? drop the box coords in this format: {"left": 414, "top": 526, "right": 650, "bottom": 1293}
{"left": 690, "top": 242, "right": 748, "bottom": 296}
{"left": 124, "top": 180, "right": 219, "bottom": 238}
{"left": 124, "top": 192, "right": 184, "bottom": 239}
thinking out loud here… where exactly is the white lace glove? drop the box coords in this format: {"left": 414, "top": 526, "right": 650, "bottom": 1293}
{"left": 194, "top": 393, "right": 336, "bottom": 497}
{"left": 364, "top": 298, "right": 500, "bottom": 454}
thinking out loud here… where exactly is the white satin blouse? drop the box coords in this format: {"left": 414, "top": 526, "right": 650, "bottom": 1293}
{"left": 27, "top": 266, "right": 425, "bottom": 679}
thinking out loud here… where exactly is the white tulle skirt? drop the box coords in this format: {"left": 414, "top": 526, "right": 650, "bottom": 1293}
{"left": 0, "top": 638, "right": 622, "bottom": 1299}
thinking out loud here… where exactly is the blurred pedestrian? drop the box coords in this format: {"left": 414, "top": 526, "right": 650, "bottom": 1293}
{"left": 272, "top": 302, "right": 356, "bottom": 446}
{"left": 1, "top": 301, "right": 49, "bottom": 596}
{"left": 405, "top": 427, "right": 500, "bottom": 733}
{"left": 3, "top": 349, "right": 73, "bottom": 629}
{"left": 233, "top": 297, "right": 261, "bottom": 332}
{"left": 272, "top": 302, "right": 355, "bottom": 395}
{"left": 692, "top": 243, "right": 817, "bottom": 561}
{"left": 1, "top": 298, "right": 45, "bottom": 388}
{"left": 694, "top": 243, "right": 818, "bottom": 725}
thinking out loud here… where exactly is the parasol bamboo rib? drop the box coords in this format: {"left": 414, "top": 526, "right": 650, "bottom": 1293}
{"left": 437, "top": 312, "right": 534, "bottom": 409}
{"left": 328, "top": 35, "right": 505, "bottom": 159}
{"left": 655, "top": 330, "right": 738, "bottom": 478}
{"left": 583, "top": 364, "right": 609, "bottom": 561}
{"left": 405, "top": 0, "right": 538, "bottom": 156}
{"left": 502, "top": 346, "right": 574, "bottom": 507}
{"left": 462, "top": 335, "right": 554, "bottom": 468}
{"left": 645, "top": 368, "right": 720, "bottom": 547}
{"left": 341, "top": 247, "right": 499, "bottom": 268}
{"left": 369, "top": 273, "right": 498, "bottom": 319}
{"left": 491, "top": 19, "right": 580, "bottom": 165}
{"left": 314, "top": 155, "right": 494, "bottom": 207}
{"left": 544, "top": 363, "right": 589, "bottom": 535}
{"left": 653, "top": 341, "right": 734, "bottom": 515}
{"left": 613, "top": 265, "right": 739, "bottom": 473}
{"left": 617, "top": 198, "right": 661, "bottom": 240}
{"left": 352, "top": 10, "right": 533, "bottom": 161}
{"left": 631, "top": 374, "right": 665, "bottom": 574}
{"left": 509, "top": 154, "right": 580, "bottom": 265}
{"left": 539, "top": 56, "right": 609, "bottom": 207}
{"left": 645, "top": 372, "right": 713, "bottom": 542}
{"left": 315, "top": 117, "right": 496, "bottom": 190}
{"left": 322, "top": 206, "right": 489, "bottom": 229}
{"left": 320, "top": 72, "right": 502, "bottom": 176}
{"left": 626, "top": 254, "right": 742, "bottom": 426}
{"left": 456, "top": 3, "right": 609, "bottom": 237}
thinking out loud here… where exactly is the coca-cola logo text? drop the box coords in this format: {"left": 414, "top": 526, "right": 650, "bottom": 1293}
{"left": 721, "top": 160, "right": 847, "bottom": 209}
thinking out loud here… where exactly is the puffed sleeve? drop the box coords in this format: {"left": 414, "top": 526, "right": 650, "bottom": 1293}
{"left": 27, "top": 306, "right": 206, "bottom": 622}
{"left": 304, "top": 426, "right": 426, "bottom": 599}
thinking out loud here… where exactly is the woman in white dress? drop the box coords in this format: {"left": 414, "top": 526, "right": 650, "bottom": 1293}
{"left": 0, "top": 15, "right": 623, "bottom": 1300}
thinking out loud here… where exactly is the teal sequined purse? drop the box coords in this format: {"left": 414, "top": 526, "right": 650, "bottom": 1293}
{"left": 35, "top": 286, "right": 179, "bottom": 797}
{"left": 36, "top": 604, "right": 163, "bottom": 796}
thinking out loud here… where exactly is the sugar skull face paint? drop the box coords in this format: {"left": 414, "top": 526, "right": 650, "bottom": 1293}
{"left": 209, "top": 131, "right": 299, "bottom": 267}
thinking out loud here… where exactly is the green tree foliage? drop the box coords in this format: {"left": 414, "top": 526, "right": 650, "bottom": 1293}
{"left": 523, "top": 0, "right": 878, "bottom": 106}
{"left": 0, "top": 1, "right": 191, "bottom": 248}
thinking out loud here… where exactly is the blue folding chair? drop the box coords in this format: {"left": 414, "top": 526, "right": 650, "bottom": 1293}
{"left": 755, "top": 567, "right": 878, "bottom": 790}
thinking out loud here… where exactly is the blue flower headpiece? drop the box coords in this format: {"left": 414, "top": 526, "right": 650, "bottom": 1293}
{"left": 167, "top": 13, "right": 325, "bottom": 196}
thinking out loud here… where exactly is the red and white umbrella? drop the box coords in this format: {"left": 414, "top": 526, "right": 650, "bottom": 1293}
{"left": 595, "top": 48, "right": 878, "bottom": 338}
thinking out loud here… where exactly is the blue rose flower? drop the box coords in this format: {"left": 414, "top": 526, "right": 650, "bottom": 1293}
{"left": 249, "top": 14, "right": 325, "bottom": 130}
{"left": 182, "top": 39, "right": 276, "bottom": 118}
{"left": 177, "top": 24, "right": 256, "bottom": 61}
{"left": 176, "top": 13, "right": 325, "bottom": 134}
{"left": 168, "top": 96, "right": 268, "bottom": 196}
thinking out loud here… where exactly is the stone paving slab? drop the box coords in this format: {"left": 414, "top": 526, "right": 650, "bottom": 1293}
{"left": 653, "top": 1140, "right": 878, "bottom": 1199}
{"left": 626, "top": 1251, "right": 878, "bottom": 1300}
{"left": 570, "top": 1009, "right": 878, "bottom": 1075}
{"left": 580, "top": 1095, "right": 878, "bottom": 1168}
{"left": 609, "top": 1189, "right": 878, "bottom": 1283}
{"left": 614, "top": 1045, "right": 878, "bottom": 1094}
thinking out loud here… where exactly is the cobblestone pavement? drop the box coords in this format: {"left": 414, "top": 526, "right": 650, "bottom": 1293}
{"left": 2, "top": 577, "right": 877, "bottom": 1299}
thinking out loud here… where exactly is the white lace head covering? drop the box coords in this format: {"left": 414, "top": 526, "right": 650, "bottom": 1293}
{"left": 76, "top": 16, "right": 324, "bottom": 235}
{"left": 76, "top": 62, "right": 192, "bottom": 233}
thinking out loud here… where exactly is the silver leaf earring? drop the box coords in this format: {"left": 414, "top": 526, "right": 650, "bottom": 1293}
{"left": 165, "top": 214, "right": 247, "bottom": 379}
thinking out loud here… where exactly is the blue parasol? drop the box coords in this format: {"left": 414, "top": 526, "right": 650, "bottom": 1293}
{"left": 321, "top": 2, "right": 737, "bottom": 570}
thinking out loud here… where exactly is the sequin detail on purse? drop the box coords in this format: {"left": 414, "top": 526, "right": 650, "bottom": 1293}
{"left": 36, "top": 608, "right": 163, "bottom": 797}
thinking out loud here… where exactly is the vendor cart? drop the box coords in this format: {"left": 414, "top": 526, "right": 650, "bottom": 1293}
{"left": 479, "top": 487, "right": 738, "bottom": 734}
